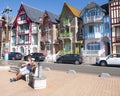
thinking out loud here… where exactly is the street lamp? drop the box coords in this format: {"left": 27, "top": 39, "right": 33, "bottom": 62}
{"left": 1, "top": 6, "right": 12, "bottom": 61}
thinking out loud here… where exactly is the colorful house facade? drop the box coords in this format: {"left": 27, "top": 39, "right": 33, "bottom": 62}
{"left": 0, "top": 15, "right": 14, "bottom": 59}
{"left": 11, "top": 4, "right": 44, "bottom": 55}
{"left": 109, "top": 0, "right": 120, "bottom": 53}
{"left": 59, "top": 3, "right": 83, "bottom": 55}
{"left": 39, "top": 10, "right": 59, "bottom": 56}
{"left": 80, "top": 2, "right": 111, "bottom": 62}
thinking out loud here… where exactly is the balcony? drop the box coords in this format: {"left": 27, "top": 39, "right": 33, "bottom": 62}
{"left": 63, "top": 19, "right": 70, "bottom": 26}
{"left": 18, "top": 30, "right": 29, "bottom": 34}
{"left": 84, "top": 16, "right": 102, "bottom": 24}
{"left": 112, "top": 36, "right": 120, "bottom": 43}
{"left": 59, "top": 31, "right": 72, "bottom": 38}
{"left": 17, "top": 19, "right": 27, "bottom": 24}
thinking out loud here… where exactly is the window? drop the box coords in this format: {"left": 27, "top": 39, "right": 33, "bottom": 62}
{"left": 105, "top": 23, "right": 109, "bottom": 31}
{"left": 115, "top": 26, "right": 120, "bottom": 36}
{"left": 19, "top": 23, "right": 29, "bottom": 33}
{"left": 21, "top": 14, "right": 26, "bottom": 20}
{"left": 40, "top": 42, "right": 45, "bottom": 50}
{"left": 89, "top": 25, "right": 94, "bottom": 33}
{"left": 46, "top": 44, "right": 51, "bottom": 50}
{"left": 32, "top": 34, "right": 38, "bottom": 45}
{"left": 32, "top": 24, "right": 39, "bottom": 33}
{"left": 18, "top": 35, "right": 24, "bottom": 44}
{"left": 25, "top": 35, "right": 29, "bottom": 42}
{"left": 20, "top": 47, "right": 24, "bottom": 53}
{"left": 87, "top": 42, "right": 100, "bottom": 50}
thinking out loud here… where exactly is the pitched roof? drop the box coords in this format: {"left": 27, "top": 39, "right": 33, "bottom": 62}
{"left": 81, "top": 2, "right": 108, "bottom": 16}
{"left": 45, "top": 10, "right": 59, "bottom": 23}
{"left": 101, "top": 3, "right": 109, "bottom": 15}
{"left": 85, "top": 2, "right": 97, "bottom": 9}
{"left": 65, "top": 3, "right": 81, "bottom": 17}
{"left": 22, "top": 4, "right": 44, "bottom": 23}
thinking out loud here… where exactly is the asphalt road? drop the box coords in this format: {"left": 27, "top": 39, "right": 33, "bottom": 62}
{"left": 0, "top": 60, "right": 120, "bottom": 77}
{"left": 41, "top": 62, "right": 120, "bottom": 77}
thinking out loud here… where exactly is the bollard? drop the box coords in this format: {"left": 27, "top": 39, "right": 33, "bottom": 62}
{"left": 38, "top": 62, "right": 42, "bottom": 78}
{"left": 31, "top": 62, "right": 47, "bottom": 89}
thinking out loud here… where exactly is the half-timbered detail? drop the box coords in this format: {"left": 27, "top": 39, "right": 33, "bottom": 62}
{"left": 40, "top": 10, "right": 59, "bottom": 56}
{"left": 109, "top": 0, "right": 120, "bottom": 53}
{"left": 12, "top": 4, "right": 44, "bottom": 55}
{"left": 59, "top": 3, "right": 83, "bottom": 55}
{"left": 81, "top": 2, "right": 111, "bottom": 63}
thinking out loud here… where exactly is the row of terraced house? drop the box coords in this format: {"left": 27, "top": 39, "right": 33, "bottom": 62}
{"left": 0, "top": 0, "right": 120, "bottom": 63}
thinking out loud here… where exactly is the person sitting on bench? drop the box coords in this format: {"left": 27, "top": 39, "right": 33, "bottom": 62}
{"left": 10, "top": 55, "right": 38, "bottom": 82}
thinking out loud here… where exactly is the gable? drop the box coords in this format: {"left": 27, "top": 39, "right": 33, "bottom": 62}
{"left": 14, "top": 4, "right": 44, "bottom": 26}
{"left": 81, "top": 2, "right": 106, "bottom": 17}
{"left": 45, "top": 11, "right": 59, "bottom": 23}
{"left": 13, "top": 4, "right": 29, "bottom": 26}
{"left": 60, "top": 3, "right": 81, "bottom": 20}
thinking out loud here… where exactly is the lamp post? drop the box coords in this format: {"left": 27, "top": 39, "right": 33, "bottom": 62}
{"left": 2, "top": 6, "right": 12, "bottom": 61}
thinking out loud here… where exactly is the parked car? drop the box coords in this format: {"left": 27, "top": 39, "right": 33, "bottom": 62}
{"left": 96, "top": 53, "right": 120, "bottom": 66}
{"left": 24, "top": 52, "right": 45, "bottom": 62}
{"left": 8, "top": 52, "right": 23, "bottom": 60}
{"left": 56, "top": 54, "right": 82, "bottom": 64}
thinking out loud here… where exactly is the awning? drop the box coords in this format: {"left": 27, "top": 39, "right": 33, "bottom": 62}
{"left": 101, "top": 36, "right": 109, "bottom": 41}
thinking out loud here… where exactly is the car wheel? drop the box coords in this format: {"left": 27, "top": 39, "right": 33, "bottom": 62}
{"left": 75, "top": 60, "right": 79, "bottom": 65}
{"left": 100, "top": 61, "right": 107, "bottom": 66}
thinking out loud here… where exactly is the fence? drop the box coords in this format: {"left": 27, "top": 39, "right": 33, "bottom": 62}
{"left": 82, "top": 50, "right": 99, "bottom": 63}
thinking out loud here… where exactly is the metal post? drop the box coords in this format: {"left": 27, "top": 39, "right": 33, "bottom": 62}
{"left": 38, "top": 62, "right": 42, "bottom": 78}
{"left": 1, "top": 6, "right": 12, "bottom": 61}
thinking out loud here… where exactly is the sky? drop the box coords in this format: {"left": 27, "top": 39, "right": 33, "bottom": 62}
{"left": 0, "top": 0, "right": 108, "bottom": 16}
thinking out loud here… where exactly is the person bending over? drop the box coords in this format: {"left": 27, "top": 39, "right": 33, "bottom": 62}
{"left": 10, "top": 55, "right": 38, "bottom": 82}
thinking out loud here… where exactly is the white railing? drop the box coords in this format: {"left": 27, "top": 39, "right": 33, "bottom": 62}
{"left": 82, "top": 50, "right": 100, "bottom": 63}
{"left": 84, "top": 16, "right": 102, "bottom": 23}
{"left": 82, "top": 50, "right": 99, "bottom": 56}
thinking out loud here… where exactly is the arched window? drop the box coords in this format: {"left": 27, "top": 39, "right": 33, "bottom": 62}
{"left": 20, "top": 46, "right": 24, "bottom": 53}
{"left": 12, "top": 48, "right": 15, "bottom": 52}
{"left": 87, "top": 42, "right": 100, "bottom": 50}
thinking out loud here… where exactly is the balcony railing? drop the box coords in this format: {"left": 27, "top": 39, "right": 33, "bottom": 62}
{"left": 59, "top": 31, "right": 72, "bottom": 38}
{"left": 18, "top": 30, "right": 29, "bottom": 34}
{"left": 82, "top": 50, "right": 99, "bottom": 56}
{"left": 84, "top": 16, "right": 102, "bottom": 24}
{"left": 112, "top": 36, "right": 120, "bottom": 43}
{"left": 63, "top": 19, "right": 70, "bottom": 26}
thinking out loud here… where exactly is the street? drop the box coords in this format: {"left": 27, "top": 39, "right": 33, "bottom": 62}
{"left": 1, "top": 60, "right": 120, "bottom": 96}
{"left": 0, "top": 60, "right": 120, "bottom": 77}
{"left": 41, "top": 62, "right": 120, "bottom": 77}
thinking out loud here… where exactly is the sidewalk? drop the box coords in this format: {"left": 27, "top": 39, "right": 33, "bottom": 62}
{"left": 0, "top": 67, "right": 120, "bottom": 96}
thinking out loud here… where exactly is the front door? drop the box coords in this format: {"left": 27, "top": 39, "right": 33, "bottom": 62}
{"left": 105, "top": 42, "right": 110, "bottom": 56}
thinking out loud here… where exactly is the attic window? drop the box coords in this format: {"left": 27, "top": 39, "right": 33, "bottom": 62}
{"left": 20, "top": 14, "right": 26, "bottom": 20}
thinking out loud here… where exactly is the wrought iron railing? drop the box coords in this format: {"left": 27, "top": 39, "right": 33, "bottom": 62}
{"left": 59, "top": 31, "right": 72, "bottom": 38}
